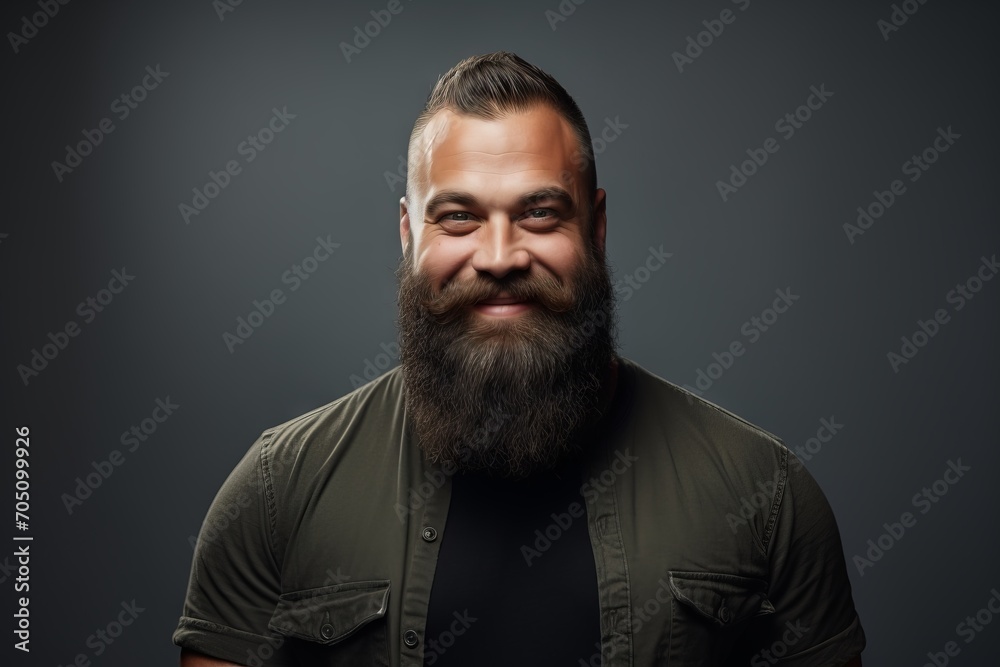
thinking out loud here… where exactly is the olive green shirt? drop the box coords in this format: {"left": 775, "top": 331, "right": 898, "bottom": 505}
{"left": 173, "top": 356, "right": 865, "bottom": 665}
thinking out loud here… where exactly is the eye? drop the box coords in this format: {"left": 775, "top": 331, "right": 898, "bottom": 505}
{"left": 521, "top": 208, "right": 559, "bottom": 228}
{"left": 437, "top": 211, "right": 479, "bottom": 233}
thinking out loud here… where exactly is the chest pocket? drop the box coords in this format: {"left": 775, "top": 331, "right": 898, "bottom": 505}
{"left": 663, "top": 571, "right": 774, "bottom": 665}
{"left": 268, "top": 579, "right": 391, "bottom": 667}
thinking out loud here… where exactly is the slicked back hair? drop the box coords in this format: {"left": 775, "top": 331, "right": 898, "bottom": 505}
{"left": 406, "top": 51, "right": 597, "bottom": 232}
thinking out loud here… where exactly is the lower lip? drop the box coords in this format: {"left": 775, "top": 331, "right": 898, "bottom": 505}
{"left": 472, "top": 302, "right": 534, "bottom": 317}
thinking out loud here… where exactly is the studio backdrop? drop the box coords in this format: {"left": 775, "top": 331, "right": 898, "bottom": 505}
{"left": 2, "top": 0, "right": 998, "bottom": 665}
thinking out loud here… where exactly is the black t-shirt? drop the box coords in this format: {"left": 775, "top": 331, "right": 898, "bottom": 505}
{"left": 423, "top": 455, "right": 601, "bottom": 666}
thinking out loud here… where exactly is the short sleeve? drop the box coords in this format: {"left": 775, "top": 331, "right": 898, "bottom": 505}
{"left": 736, "top": 452, "right": 866, "bottom": 666}
{"left": 172, "top": 430, "right": 294, "bottom": 665}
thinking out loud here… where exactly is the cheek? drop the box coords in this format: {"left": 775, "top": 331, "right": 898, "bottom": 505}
{"left": 527, "top": 233, "right": 587, "bottom": 278}
{"left": 416, "top": 236, "right": 474, "bottom": 288}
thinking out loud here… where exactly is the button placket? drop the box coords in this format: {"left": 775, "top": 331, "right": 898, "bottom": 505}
{"left": 582, "top": 440, "right": 634, "bottom": 667}
{"left": 398, "top": 451, "right": 453, "bottom": 666}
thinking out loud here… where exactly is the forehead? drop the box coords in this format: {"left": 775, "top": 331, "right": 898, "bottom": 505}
{"left": 415, "top": 105, "right": 580, "bottom": 203}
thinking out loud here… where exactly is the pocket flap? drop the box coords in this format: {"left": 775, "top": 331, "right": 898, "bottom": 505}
{"left": 268, "top": 580, "right": 390, "bottom": 644}
{"left": 667, "top": 571, "right": 774, "bottom": 627}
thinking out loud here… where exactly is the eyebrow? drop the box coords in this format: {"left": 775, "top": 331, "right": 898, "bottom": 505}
{"left": 423, "top": 187, "right": 577, "bottom": 220}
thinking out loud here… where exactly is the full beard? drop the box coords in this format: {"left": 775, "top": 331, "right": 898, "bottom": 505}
{"left": 396, "top": 242, "right": 618, "bottom": 479}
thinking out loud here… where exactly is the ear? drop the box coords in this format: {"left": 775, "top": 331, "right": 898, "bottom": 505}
{"left": 399, "top": 195, "right": 410, "bottom": 254}
{"left": 591, "top": 188, "right": 608, "bottom": 255}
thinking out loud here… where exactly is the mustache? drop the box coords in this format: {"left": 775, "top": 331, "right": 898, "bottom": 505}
{"left": 421, "top": 272, "right": 577, "bottom": 323}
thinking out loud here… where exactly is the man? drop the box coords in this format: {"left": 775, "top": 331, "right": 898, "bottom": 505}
{"left": 174, "top": 51, "right": 865, "bottom": 666}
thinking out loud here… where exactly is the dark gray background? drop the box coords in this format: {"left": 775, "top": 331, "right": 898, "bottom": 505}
{"left": 3, "top": 0, "right": 998, "bottom": 664}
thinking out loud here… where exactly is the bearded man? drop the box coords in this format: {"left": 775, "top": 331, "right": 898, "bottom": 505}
{"left": 174, "top": 51, "right": 866, "bottom": 666}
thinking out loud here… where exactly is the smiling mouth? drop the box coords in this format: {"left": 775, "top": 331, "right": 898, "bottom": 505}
{"left": 472, "top": 296, "right": 534, "bottom": 317}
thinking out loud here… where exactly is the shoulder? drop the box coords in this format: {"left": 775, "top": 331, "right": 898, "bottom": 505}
{"left": 620, "top": 356, "right": 789, "bottom": 467}
{"left": 616, "top": 358, "right": 798, "bottom": 549}
{"left": 256, "top": 366, "right": 408, "bottom": 488}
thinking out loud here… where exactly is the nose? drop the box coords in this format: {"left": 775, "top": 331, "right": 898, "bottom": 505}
{"left": 470, "top": 218, "right": 530, "bottom": 279}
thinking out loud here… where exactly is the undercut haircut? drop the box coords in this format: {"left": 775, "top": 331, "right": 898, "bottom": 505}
{"left": 406, "top": 51, "right": 597, "bottom": 230}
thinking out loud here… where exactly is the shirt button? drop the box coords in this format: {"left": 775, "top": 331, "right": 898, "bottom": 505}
{"left": 422, "top": 526, "right": 438, "bottom": 542}
{"left": 320, "top": 623, "right": 335, "bottom": 639}
{"left": 403, "top": 629, "right": 420, "bottom": 647}
{"left": 719, "top": 606, "right": 731, "bottom": 623}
